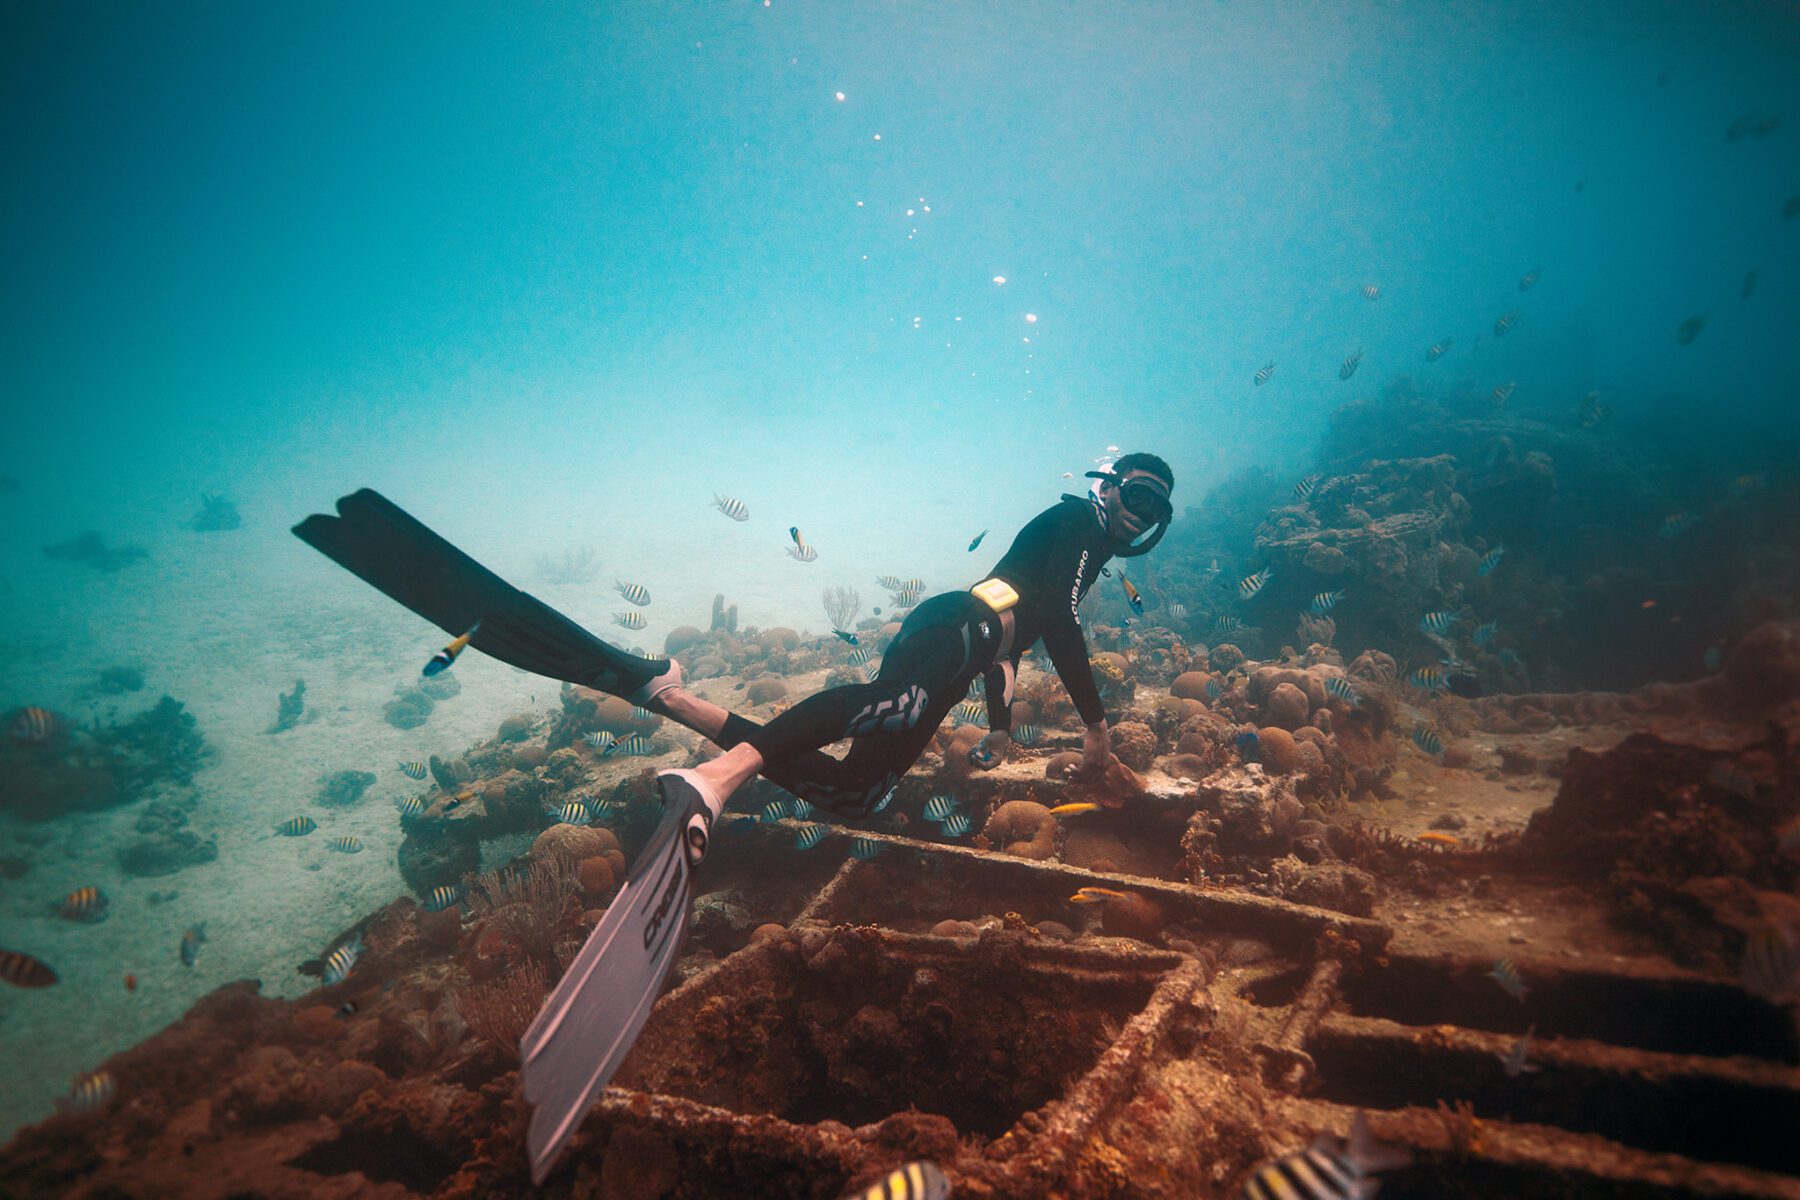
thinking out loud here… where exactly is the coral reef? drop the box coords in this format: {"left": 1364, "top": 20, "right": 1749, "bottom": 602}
{"left": 980, "top": 800, "right": 1058, "bottom": 859}
{"left": 384, "top": 686, "right": 435, "bottom": 731}
{"left": 316, "top": 770, "right": 376, "bottom": 808}
{"left": 184, "top": 493, "right": 241, "bottom": 532}
{"left": 267, "top": 679, "right": 307, "bottom": 733}
{"left": 42, "top": 530, "right": 148, "bottom": 572}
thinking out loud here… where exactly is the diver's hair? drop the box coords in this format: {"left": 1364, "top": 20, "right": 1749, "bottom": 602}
{"left": 1112, "top": 452, "right": 1173, "bottom": 491}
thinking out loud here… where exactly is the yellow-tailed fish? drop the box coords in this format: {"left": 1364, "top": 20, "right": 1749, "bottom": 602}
{"left": 1050, "top": 802, "right": 1100, "bottom": 816}
{"left": 1070, "top": 886, "right": 1126, "bottom": 904}
{"left": 1120, "top": 575, "right": 1143, "bottom": 615}
{"left": 424, "top": 621, "right": 480, "bottom": 677}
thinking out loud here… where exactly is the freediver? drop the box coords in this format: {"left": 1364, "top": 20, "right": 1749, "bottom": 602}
{"left": 641, "top": 452, "right": 1176, "bottom": 825}
{"left": 290, "top": 451, "right": 1174, "bottom": 1182}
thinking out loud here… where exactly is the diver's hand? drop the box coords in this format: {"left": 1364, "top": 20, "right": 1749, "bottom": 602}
{"left": 1078, "top": 720, "right": 1112, "bottom": 779}
{"left": 971, "top": 729, "right": 1011, "bottom": 770}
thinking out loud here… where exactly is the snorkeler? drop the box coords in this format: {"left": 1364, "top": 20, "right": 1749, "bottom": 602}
{"left": 648, "top": 451, "right": 1176, "bottom": 825}
{"left": 291, "top": 453, "right": 1173, "bottom": 1181}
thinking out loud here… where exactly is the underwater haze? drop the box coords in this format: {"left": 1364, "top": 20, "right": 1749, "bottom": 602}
{"left": 3, "top": 0, "right": 1800, "bottom": 1173}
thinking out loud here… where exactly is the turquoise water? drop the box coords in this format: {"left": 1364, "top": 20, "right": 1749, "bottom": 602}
{"left": 3, "top": 0, "right": 1798, "bottom": 1141}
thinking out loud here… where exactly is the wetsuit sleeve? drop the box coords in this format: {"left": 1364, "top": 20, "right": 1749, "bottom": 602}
{"left": 1039, "top": 514, "right": 1107, "bottom": 725}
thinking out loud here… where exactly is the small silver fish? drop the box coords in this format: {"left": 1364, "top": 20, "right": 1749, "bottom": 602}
{"left": 1499, "top": 1026, "right": 1542, "bottom": 1077}
{"left": 967, "top": 529, "right": 987, "bottom": 552}
{"left": 713, "top": 494, "right": 749, "bottom": 521}
{"left": 179, "top": 923, "right": 207, "bottom": 967}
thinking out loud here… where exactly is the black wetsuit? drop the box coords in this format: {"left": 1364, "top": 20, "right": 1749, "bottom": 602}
{"left": 713, "top": 495, "right": 1117, "bottom": 816}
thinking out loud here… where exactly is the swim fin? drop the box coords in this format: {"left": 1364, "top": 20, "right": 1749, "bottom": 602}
{"left": 520, "top": 771, "right": 723, "bottom": 1183}
{"left": 291, "top": 488, "right": 669, "bottom": 695}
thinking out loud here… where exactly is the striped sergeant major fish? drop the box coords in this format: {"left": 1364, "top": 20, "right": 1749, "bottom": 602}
{"left": 275, "top": 815, "right": 318, "bottom": 837}
{"left": 1212, "top": 614, "right": 1247, "bottom": 637}
{"left": 1425, "top": 338, "right": 1453, "bottom": 362}
{"left": 940, "top": 812, "right": 972, "bottom": 838}
{"left": 612, "top": 611, "right": 647, "bottom": 630}
{"left": 329, "top": 835, "right": 364, "bottom": 854}
{"left": 951, "top": 700, "right": 987, "bottom": 726}
{"left": 1253, "top": 360, "right": 1275, "bottom": 387}
{"left": 423, "top": 885, "right": 463, "bottom": 913}
{"left": 1490, "top": 381, "right": 1515, "bottom": 407}
{"left": 0, "top": 948, "right": 59, "bottom": 988}
{"left": 605, "top": 734, "right": 656, "bottom": 756}
{"left": 1238, "top": 567, "right": 1272, "bottom": 601}
{"left": 398, "top": 760, "right": 428, "bottom": 781}
{"left": 1577, "top": 390, "right": 1610, "bottom": 429}
{"left": 1473, "top": 621, "right": 1498, "bottom": 648}
{"left": 1309, "top": 590, "right": 1343, "bottom": 615}
{"left": 1476, "top": 545, "right": 1505, "bottom": 576}
{"left": 1493, "top": 310, "right": 1520, "bottom": 337}
{"left": 850, "top": 836, "right": 883, "bottom": 861}
{"left": 424, "top": 622, "right": 480, "bottom": 676}
{"left": 1500, "top": 1025, "right": 1542, "bottom": 1077}
{"left": 1488, "top": 956, "right": 1529, "bottom": 1002}
{"left": 57, "top": 1071, "right": 117, "bottom": 1115}
{"left": 1338, "top": 349, "right": 1362, "bottom": 380}
{"left": 1010, "top": 725, "right": 1042, "bottom": 746}
{"left": 1407, "top": 665, "right": 1447, "bottom": 690}
{"left": 1412, "top": 726, "right": 1444, "bottom": 758}
{"left": 1419, "top": 611, "right": 1457, "bottom": 635}
{"left": 396, "top": 796, "right": 427, "bottom": 819}
{"left": 789, "top": 542, "right": 819, "bottom": 562}
{"left": 322, "top": 934, "right": 362, "bottom": 985}
{"left": 582, "top": 730, "right": 616, "bottom": 752}
{"left": 1324, "top": 676, "right": 1359, "bottom": 706}
{"left": 848, "top": 647, "right": 873, "bottom": 666}
{"left": 1659, "top": 512, "right": 1699, "bottom": 539}
{"left": 1362, "top": 283, "right": 1380, "bottom": 300}
{"left": 1519, "top": 266, "right": 1540, "bottom": 290}
{"left": 839, "top": 1160, "right": 951, "bottom": 1200}
{"left": 615, "top": 581, "right": 650, "bottom": 606}
{"left": 556, "top": 800, "right": 592, "bottom": 826}
{"left": 59, "top": 886, "right": 109, "bottom": 922}
{"left": 794, "top": 823, "right": 827, "bottom": 851}
{"left": 9, "top": 706, "right": 60, "bottom": 744}
{"left": 1292, "top": 475, "right": 1322, "bottom": 503}
{"left": 875, "top": 575, "right": 903, "bottom": 590}
{"left": 713, "top": 494, "right": 749, "bottom": 521}
{"left": 630, "top": 705, "right": 656, "bottom": 721}
{"left": 923, "top": 794, "right": 960, "bottom": 823}
{"left": 1241, "top": 1111, "right": 1410, "bottom": 1200}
